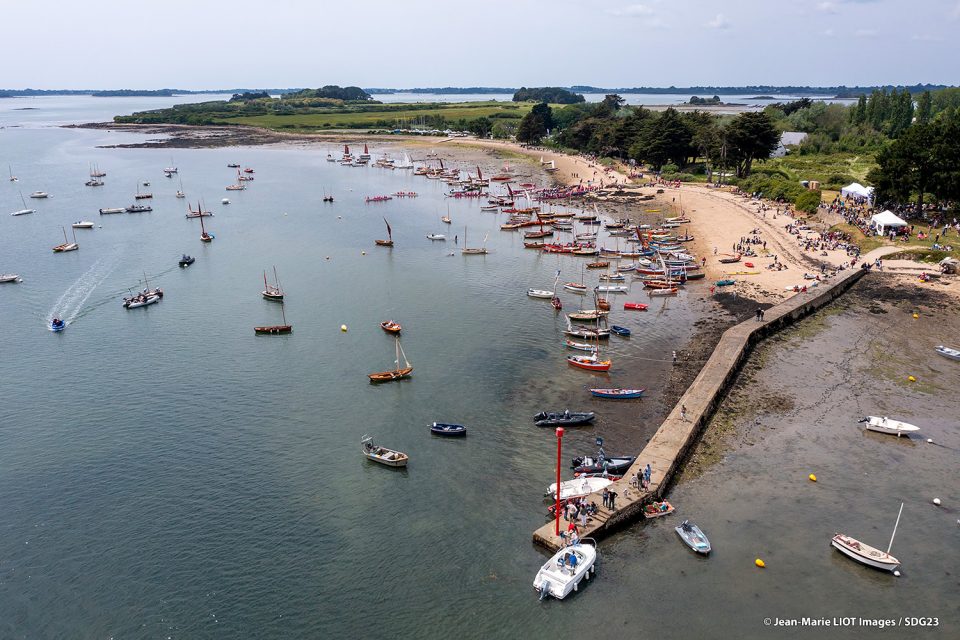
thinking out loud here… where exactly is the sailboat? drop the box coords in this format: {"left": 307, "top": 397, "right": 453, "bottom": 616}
{"left": 255, "top": 303, "right": 292, "bottom": 335}
{"left": 176, "top": 176, "right": 185, "bottom": 199}
{"left": 567, "top": 302, "right": 612, "bottom": 371}
{"left": 528, "top": 270, "right": 561, "bottom": 299}
{"left": 199, "top": 205, "right": 214, "bottom": 242}
{"left": 563, "top": 265, "right": 587, "bottom": 293}
{"left": 368, "top": 337, "right": 413, "bottom": 382}
{"left": 226, "top": 170, "right": 246, "bottom": 190}
{"left": 134, "top": 183, "right": 152, "bottom": 200}
{"left": 831, "top": 503, "right": 904, "bottom": 572}
{"left": 90, "top": 164, "right": 106, "bottom": 178}
{"left": 10, "top": 190, "right": 35, "bottom": 216}
{"left": 395, "top": 153, "right": 413, "bottom": 170}
{"left": 261, "top": 266, "right": 284, "bottom": 302}
{"left": 52, "top": 226, "right": 79, "bottom": 252}
{"left": 8, "top": 165, "right": 17, "bottom": 182}
{"left": 441, "top": 203, "right": 451, "bottom": 225}
{"left": 461, "top": 227, "right": 489, "bottom": 255}
{"left": 85, "top": 164, "right": 104, "bottom": 187}
{"left": 186, "top": 201, "right": 212, "bottom": 218}
{"left": 375, "top": 218, "right": 394, "bottom": 247}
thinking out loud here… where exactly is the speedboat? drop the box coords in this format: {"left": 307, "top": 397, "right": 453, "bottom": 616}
{"left": 178, "top": 255, "right": 195, "bottom": 267}
{"left": 676, "top": 520, "right": 711, "bottom": 555}
{"left": 51, "top": 318, "right": 65, "bottom": 332}
{"left": 361, "top": 435, "right": 408, "bottom": 467}
{"left": 426, "top": 233, "right": 446, "bottom": 240}
{"left": 29, "top": 191, "right": 49, "bottom": 199}
{"left": 430, "top": 422, "right": 466, "bottom": 437}
{"left": 0, "top": 274, "right": 22, "bottom": 283}
{"left": 859, "top": 416, "right": 919, "bottom": 437}
{"left": 546, "top": 477, "right": 612, "bottom": 501}
{"left": 222, "top": 198, "right": 230, "bottom": 205}
{"left": 72, "top": 220, "right": 95, "bottom": 229}
{"left": 935, "top": 345, "right": 960, "bottom": 361}
{"left": 527, "top": 289, "right": 555, "bottom": 299}
{"left": 571, "top": 455, "right": 635, "bottom": 474}
{"left": 533, "top": 539, "right": 598, "bottom": 600}
{"left": 534, "top": 411, "right": 595, "bottom": 427}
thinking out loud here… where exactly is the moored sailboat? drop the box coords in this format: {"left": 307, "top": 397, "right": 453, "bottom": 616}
{"left": 261, "top": 266, "right": 284, "bottom": 302}
{"left": 369, "top": 338, "right": 413, "bottom": 382}
{"left": 375, "top": 218, "right": 394, "bottom": 247}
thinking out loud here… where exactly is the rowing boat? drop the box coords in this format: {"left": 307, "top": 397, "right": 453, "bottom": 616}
{"left": 589, "top": 388, "right": 644, "bottom": 399}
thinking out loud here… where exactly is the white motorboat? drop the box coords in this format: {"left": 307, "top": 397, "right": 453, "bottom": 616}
{"left": 831, "top": 503, "right": 903, "bottom": 572}
{"left": 72, "top": 220, "right": 95, "bottom": 229}
{"left": 596, "top": 285, "right": 628, "bottom": 293}
{"left": 123, "top": 293, "right": 161, "bottom": 309}
{"left": 527, "top": 289, "right": 555, "bottom": 299}
{"left": 222, "top": 198, "right": 230, "bottom": 205}
{"left": 426, "top": 233, "right": 446, "bottom": 240}
{"left": 546, "top": 476, "right": 613, "bottom": 501}
{"left": 99, "top": 207, "right": 125, "bottom": 215}
{"left": 676, "top": 519, "right": 711, "bottom": 555}
{"left": 361, "top": 435, "right": 408, "bottom": 467}
{"left": 859, "top": 416, "right": 920, "bottom": 437}
{"left": 935, "top": 345, "right": 960, "bottom": 361}
{"left": 0, "top": 274, "right": 22, "bottom": 283}
{"left": 533, "top": 539, "right": 598, "bottom": 600}
{"left": 29, "top": 191, "right": 49, "bottom": 199}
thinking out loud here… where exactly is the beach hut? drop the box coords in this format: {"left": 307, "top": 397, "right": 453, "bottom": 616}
{"left": 841, "top": 182, "right": 875, "bottom": 200}
{"left": 869, "top": 210, "right": 908, "bottom": 236}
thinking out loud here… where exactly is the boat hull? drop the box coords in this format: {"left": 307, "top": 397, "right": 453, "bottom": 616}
{"left": 369, "top": 367, "right": 413, "bottom": 383}
{"left": 255, "top": 325, "right": 292, "bottom": 334}
{"left": 590, "top": 388, "right": 644, "bottom": 399}
{"left": 430, "top": 422, "right": 467, "bottom": 437}
{"left": 831, "top": 534, "right": 900, "bottom": 571}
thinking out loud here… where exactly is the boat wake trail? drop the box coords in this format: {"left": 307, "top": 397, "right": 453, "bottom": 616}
{"left": 46, "top": 255, "right": 120, "bottom": 328}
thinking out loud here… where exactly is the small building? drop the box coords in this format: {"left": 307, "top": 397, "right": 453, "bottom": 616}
{"left": 772, "top": 132, "right": 808, "bottom": 158}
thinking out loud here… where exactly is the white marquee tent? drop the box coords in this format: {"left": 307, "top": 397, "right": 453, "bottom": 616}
{"left": 870, "top": 210, "right": 908, "bottom": 235}
{"left": 841, "top": 182, "right": 874, "bottom": 199}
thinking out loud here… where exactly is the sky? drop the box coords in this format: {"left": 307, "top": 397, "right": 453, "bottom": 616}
{"left": 1, "top": 0, "right": 957, "bottom": 89}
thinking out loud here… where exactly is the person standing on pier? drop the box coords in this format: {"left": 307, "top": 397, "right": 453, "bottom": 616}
{"left": 602, "top": 487, "right": 610, "bottom": 509}
{"left": 609, "top": 490, "right": 618, "bottom": 510}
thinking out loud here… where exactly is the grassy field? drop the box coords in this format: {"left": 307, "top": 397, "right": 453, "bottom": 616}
{"left": 216, "top": 102, "right": 534, "bottom": 130}
{"left": 760, "top": 151, "right": 877, "bottom": 189}
{"left": 830, "top": 223, "right": 960, "bottom": 259}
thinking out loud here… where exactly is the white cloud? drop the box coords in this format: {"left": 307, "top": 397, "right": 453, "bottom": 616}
{"left": 707, "top": 13, "right": 731, "bottom": 29}
{"left": 607, "top": 4, "right": 653, "bottom": 16}
{"left": 817, "top": 2, "right": 838, "bottom": 13}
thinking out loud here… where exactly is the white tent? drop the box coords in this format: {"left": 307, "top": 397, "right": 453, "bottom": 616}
{"left": 841, "top": 182, "right": 874, "bottom": 199}
{"left": 870, "top": 210, "right": 908, "bottom": 235}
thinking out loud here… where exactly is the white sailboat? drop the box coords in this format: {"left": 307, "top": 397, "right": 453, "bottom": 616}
{"left": 52, "top": 226, "right": 79, "bottom": 252}
{"left": 176, "top": 176, "right": 185, "bottom": 199}
{"left": 395, "top": 153, "right": 414, "bottom": 169}
{"left": 8, "top": 165, "right": 17, "bottom": 182}
{"left": 831, "top": 502, "right": 903, "bottom": 572}
{"left": 461, "top": 227, "right": 489, "bottom": 255}
{"left": 10, "top": 190, "right": 36, "bottom": 216}
{"left": 529, "top": 270, "right": 561, "bottom": 299}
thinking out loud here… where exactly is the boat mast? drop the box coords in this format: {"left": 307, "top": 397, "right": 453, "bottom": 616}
{"left": 273, "top": 266, "right": 282, "bottom": 294}
{"left": 887, "top": 502, "right": 904, "bottom": 554}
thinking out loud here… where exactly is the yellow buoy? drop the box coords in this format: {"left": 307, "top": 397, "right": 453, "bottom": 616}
{"left": 908, "top": 375, "right": 916, "bottom": 382}
{"left": 912, "top": 313, "right": 919, "bottom": 319}
{"left": 340, "top": 324, "right": 347, "bottom": 332}
{"left": 808, "top": 474, "right": 817, "bottom": 482}
{"left": 755, "top": 558, "right": 765, "bottom": 568}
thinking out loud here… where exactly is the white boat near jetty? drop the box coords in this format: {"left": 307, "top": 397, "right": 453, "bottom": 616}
{"left": 527, "top": 289, "right": 554, "bottom": 299}
{"left": 0, "top": 274, "right": 22, "bottom": 283}
{"left": 361, "top": 435, "right": 408, "bottom": 467}
{"left": 546, "top": 476, "right": 612, "bottom": 501}
{"left": 533, "top": 539, "right": 598, "bottom": 600}
{"left": 859, "top": 416, "right": 919, "bottom": 437}
{"left": 831, "top": 502, "right": 903, "bottom": 572}
{"left": 935, "top": 345, "right": 960, "bottom": 361}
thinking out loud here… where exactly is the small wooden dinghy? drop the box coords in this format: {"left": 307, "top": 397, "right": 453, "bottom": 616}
{"left": 676, "top": 520, "right": 711, "bottom": 555}
{"left": 623, "top": 302, "right": 649, "bottom": 311}
{"left": 361, "top": 435, "right": 408, "bottom": 467}
{"left": 380, "top": 320, "right": 402, "bottom": 334}
{"left": 369, "top": 338, "right": 412, "bottom": 382}
{"left": 859, "top": 416, "right": 919, "bottom": 437}
{"left": 935, "top": 345, "right": 960, "bottom": 361}
{"left": 586, "top": 261, "right": 609, "bottom": 269}
{"left": 589, "top": 388, "right": 644, "bottom": 399}
{"left": 567, "top": 354, "right": 612, "bottom": 371}
{"left": 375, "top": 217, "right": 394, "bottom": 246}
{"left": 533, "top": 539, "right": 598, "bottom": 600}
{"left": 430, "top": 422, "right": 466, "bottom": 437}
{"left": 565, "top": 340, "right": 596, "bottom": 351}
{"left": 643, "top": 501, "right": 675, "bottom": 519}
{"left": 527, "top": 289, "right": 555, "bottom": 299}
{"left": 254, "top": 324, "right": 292, "bottom": 334}
{"left": 648, "top": 287, "right": 678, "bottom": 296}
{"left": 717, "top": 253, "right": 741, "bottom": 264}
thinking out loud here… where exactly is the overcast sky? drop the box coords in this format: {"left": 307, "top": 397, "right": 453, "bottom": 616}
{"left": 2, "top": 0, "right": 957, "bottom": 89}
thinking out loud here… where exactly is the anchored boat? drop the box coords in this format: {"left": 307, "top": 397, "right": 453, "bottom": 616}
{"left": 831, "top": 502, "right": 903, "bottom": 572}
{"left": 859, "top": 416, "right": 919, "bottom": 437}
{"left": 533, "top": 539, "right": 598, "bottom": 600}
{"left": 369, "top": 338, "right": 412, "bottom": 382}
{"left": 361, "top": 435, "right": 409, "bottom": 467}
{"left": 676, "top": 520, "right": 711, "bottom": 555}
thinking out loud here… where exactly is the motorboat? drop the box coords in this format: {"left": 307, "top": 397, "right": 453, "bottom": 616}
{"left": 426, "top": 234, "right": 446, "bottom": 241}
{"left": 546, "top": 477, "right": 611, "bottom": 501}
{"left": 29, "top": 191, "right": 49, "bottom": 199}
{"left": 527, "top": 289, "right": 554, "bottom": 299}
{"left": 123, "top": 293, "right": 161, "bottom": 309}
{"left": 99, "top": 207, "right": 125, "bottom": 214}
{"left": 178, "top": 255, "right": 195, "bottom": 267}
{"left": 643, "top": 501, "right": 675, "bottom": 519}
{"left": 676, "top": 520, "right": 711, "bottom": 555}
{"left": 72, "top": 220, "right": 95, "bottom": 229}
{"left": 361, "top": 435, "right": 408, "bottom": 467}
{"left": 126, "top": 204, "right": 152, "bottom": 213}
{"left": 534, "top": 411, "right": 595, "bottom": 427}
{"left": 571, "top": 455, "right": 635, "bottom": 474}
{"left": 222, "top": 198, "right": 230, "bottom": 205}
{"left": 935, "top": 345, "right": 960, "bottom": 361}
{"left": 0, "top": 274, "right": 22, "bottom": 283}
{"left": 567, "top": 353, "right": 611, "bottom": 372}
{"left": 589, "top": 388, "right": 644, "bottom": 399}
{"left": 51, "top": 318, "right": 65, "bottom": 332}
{"left": 610, "top": 325, "right": 631, "bottom": 337}
{"left": 533, "top": 539, "right": 598, "bottom": 600}
{"left": 430, "top": 422, "right": 466, "bottom": 437}
{"left": 859, "top": 416, "right": 919, "bottom": 437}
{"left": 380, "top": 320, "right": 402, "bottom": 334}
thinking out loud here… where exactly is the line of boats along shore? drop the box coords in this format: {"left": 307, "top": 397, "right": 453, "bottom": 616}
{"left": 10, "top": 150, "right": 959, "bottom": 600}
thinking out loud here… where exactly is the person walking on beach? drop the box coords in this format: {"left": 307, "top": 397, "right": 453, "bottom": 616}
{"left": 756, "top": 308, "right": 762, "bottom": 321}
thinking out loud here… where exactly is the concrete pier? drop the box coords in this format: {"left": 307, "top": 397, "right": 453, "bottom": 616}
{"left": 533, "top": 265, "right": 873, "bottom": 551}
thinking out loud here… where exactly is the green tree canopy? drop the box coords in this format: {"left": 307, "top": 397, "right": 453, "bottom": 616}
{"left": 724, "top": 112, "right": 780, "bottom": 177}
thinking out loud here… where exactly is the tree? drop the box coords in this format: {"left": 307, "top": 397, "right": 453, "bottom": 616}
{"left": 850, "top": 95, "right": 867, "bottom": 126}
{"left": 531, "top": 102, "right": 554, "bottom": 132}
{"left": 724, "top": 112, "right": 780, "bottom": 177}
{"left": 869, "top": 123, "right": 938, "bottom": 210}
{"left": 516, "top": 104, "right": 552, "bottom": 143}
{"left": 468, "top": 116, "right": 492, "bottom": 138}
{"left": 915, "top": 91, "right": 932, "bottom": 125}
{"left": 595, "top": 94, "right": 626, "bottom": 119}
{"left": 629, "top": 108, "right": 693, "bottom": 169}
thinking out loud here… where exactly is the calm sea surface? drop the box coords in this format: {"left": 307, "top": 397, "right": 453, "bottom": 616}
{"left": 1, "top": 97, "right": 951, "bottom": 639}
